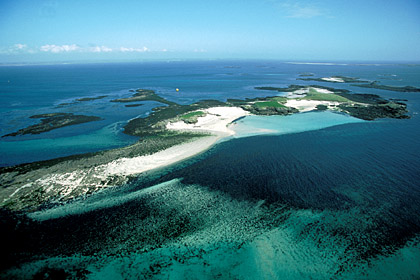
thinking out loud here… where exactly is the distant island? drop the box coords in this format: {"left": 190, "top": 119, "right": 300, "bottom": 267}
{"left": 352, "top": 82, "right": 420, "bottom": 92}
{"left": 58, "top": 95, "right": 108, "bottom": 106}
{"left": 297, "top": 75, "right": 367, "bottom": 83}
{"left": 297, "top": 75, "right": 420, "bottom": 92}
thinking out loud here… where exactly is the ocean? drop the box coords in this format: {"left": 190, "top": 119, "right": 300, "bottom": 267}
{"left": 1, "top": 61, "right": 420, "bottom": 279}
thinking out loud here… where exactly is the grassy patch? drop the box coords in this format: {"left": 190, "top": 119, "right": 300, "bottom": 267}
{"left": 304, "top": 88, "right": 350, "bottom": 102}
{"left": 269, "top": 96, "right": 288, "bottom": 103}
{"left": 181, "top": 111, "right": 205, "bottom": 119}
{"left": 180, "top": 111, "right": 206, "bottom": 124}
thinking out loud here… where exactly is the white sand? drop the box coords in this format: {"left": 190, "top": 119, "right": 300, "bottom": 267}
{"left": 321, "top": 77, "right": 344, "bottom": 83}
{"left": 101, "top": 135, "right": 219, "bottom": 176}
{"left": 166, "top": 107, "right": 249, "bottom": 136}
{"left": 311, "top": 87, "right": 333, "bottom": 94}
{"left": 288, "top": 87, "right": 333, "bottom": 98}
{"left": 285, "top": 99, "right": 339, "bottom": 112}
{"left": 102, "top": 107, "right": 249, "bottom": 177}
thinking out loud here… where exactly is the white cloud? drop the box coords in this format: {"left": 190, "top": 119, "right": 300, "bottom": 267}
{"left": 0, "top": 44, "right": 36, "bottom": 54}
{"left": 90, "top": 46, "right": 113, "bottom": 53}
{"left": 1, "top": 44, "right": 161, "bottom": 56}
{"left": 119, "top": 46, "right": 149, "bottom": 52}
{"left": 14, "top": 44, "right": 28, "bottom": 50}
{"left": 40, "top": 44, "right": 80, "bottom": 53}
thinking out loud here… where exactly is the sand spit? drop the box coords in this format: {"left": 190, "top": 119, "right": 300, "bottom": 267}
{"left": 0, "top": 107, "right": 248, "bottom": 210}
{"left": 101, "top": 135, "right": 219, "bottom": 176}
{"left": 103, "top": 107, "right": 249, "bottom": 176}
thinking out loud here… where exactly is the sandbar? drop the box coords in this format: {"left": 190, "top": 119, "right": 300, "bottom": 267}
{"left": 102, "top": 107, "right": 249, "bottom": 176}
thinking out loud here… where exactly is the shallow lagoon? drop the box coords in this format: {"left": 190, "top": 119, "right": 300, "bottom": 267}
{"left": 232, "top": 110, "right": 364, "bottom": 138}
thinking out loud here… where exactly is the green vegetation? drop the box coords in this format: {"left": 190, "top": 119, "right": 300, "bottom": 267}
{"left": 181, "top": 111, "right": 206, "bottom": 119}
{"left": 316, "top": 104, "right": 328, "bottom": 111}
{"left": 180, "top": 111, "right": 206, "bottom": 124}
{"left": 254, "top": 101, "right": 286, "bottom": 108}
{"left": 270, "top": 96, "right": 288, "bottom": 103}
{"left": 339, "top": 102, "right": 409, "bottom": 120}
{"left": 304, "top": 88, "right": 350, "bottom": 102}
{"left": 334, "top": 93, "right": 387, "bottom": 104}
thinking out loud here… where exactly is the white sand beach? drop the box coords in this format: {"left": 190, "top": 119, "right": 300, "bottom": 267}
{"left": 102, "top": 107, "right": 249, "bottom": 176}
{"left": 321, "top": 77, "right": 345, "bottom": 83}
{"left": 285, "top": 99, "right": 339, "bottom": 112}
{"left": 311, "top": 87, "right": 333, "bottom": 94}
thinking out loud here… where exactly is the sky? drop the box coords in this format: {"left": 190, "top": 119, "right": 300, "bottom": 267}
{"left": 1, "top": 0, "right": 419, "bottom": 63}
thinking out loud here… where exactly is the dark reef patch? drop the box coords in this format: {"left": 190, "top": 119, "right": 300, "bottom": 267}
{"left": 352, "top": 82, "right": 420, "bottom": 92}
{"left": 2, "top": 113, "right": 101, "bottom": 137}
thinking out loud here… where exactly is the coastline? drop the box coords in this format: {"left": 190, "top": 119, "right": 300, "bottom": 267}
{"left": 93, "top": 107, "right": 249, "bottom": 177}
{"left": 0, "top": 107, "right": 248, "bottom": 210}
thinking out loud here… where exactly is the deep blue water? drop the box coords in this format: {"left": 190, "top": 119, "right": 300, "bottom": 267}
{"left": 1, "top": 61, "right": 420, "bottom": 278}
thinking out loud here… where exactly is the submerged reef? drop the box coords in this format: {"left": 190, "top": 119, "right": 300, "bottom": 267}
{"left": 2, "top": 113, "right": 101, "bottom": 137}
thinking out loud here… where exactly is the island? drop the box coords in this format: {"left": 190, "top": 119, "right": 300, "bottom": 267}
{"left": 352, "top": 81, "right": 420, "bottom": 92}
{"left": 124, "top": 104, "right": 144, "bottom": 107}
{"left": 58, "top": 95, "right": 108, "bottom": 106}
{"left": 297, "top": 75, "right": 420, "bottom": 92}
{"left": 2, "top": 113, "right": 102, "bottom": 137}
{"left": 76, "top": 95, "right": 108, "bottom": 102}
{"left": 297, "top": 75, "right": 367, "bottom": 83}
{"left": 0, "top": 87, "right": 410, "bottom": 211}
{"left": 111, "top": 89, "right": 176, "bottom": 105}
{"left": 298, "top": 72, "right": 314, "bottom": 77}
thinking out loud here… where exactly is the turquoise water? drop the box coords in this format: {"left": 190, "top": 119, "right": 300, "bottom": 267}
{"left": 0, "top": 122, "right": 135, "bottom": 165}
{"left": 232, "top": 111, "right": 365, "bottom": 138}
{"left": 1, "top": 61, "right": 420, "bottom": 279}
